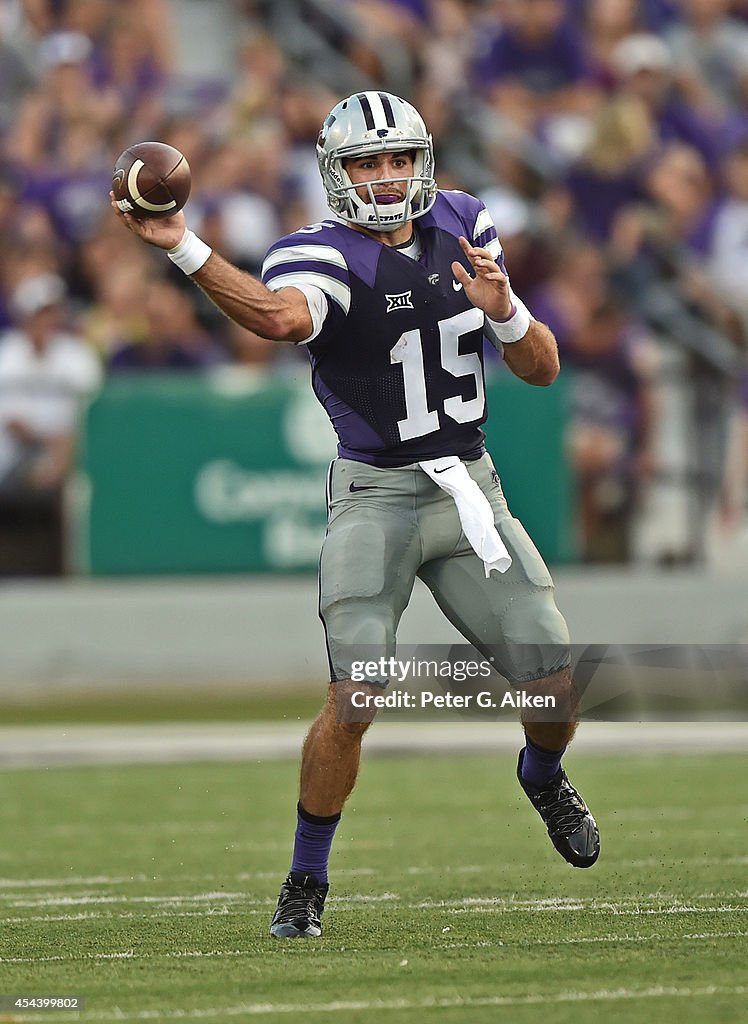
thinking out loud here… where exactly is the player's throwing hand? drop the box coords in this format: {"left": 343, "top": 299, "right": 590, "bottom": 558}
{"left": 109, "top": 191, "right": 186, "bottom": 251}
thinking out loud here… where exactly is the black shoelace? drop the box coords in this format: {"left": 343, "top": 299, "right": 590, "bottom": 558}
{"left": 276, "top": 885, "right": 321, "bottom": 922}
{"left": 533, "top": 779, "right": 588, "bottom": 837}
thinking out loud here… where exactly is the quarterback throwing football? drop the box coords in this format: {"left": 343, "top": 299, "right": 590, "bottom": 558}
{"left": 112, "top": 91, "right": 599, "bottom": 939}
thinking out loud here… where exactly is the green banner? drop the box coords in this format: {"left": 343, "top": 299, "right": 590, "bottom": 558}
{"left": 79, "top": 369, "right": 573, "bottom": 575}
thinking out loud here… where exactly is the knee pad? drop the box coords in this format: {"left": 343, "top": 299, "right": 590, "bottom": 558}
{"left": 492, "top": 590, "right": 571, "bottom": 684}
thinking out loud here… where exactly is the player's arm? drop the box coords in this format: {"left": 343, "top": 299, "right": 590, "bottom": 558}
{"left": 497, "top": 320, "right": 560, "bottom": 388}
{"left": 109, "top": 201, "right": 313, "bottom": 343}
{"left": 191, "top": 250, "right": 313, "bottom": 343}
{"left": 452, "top": 236, "right": 559, "bottom": 387}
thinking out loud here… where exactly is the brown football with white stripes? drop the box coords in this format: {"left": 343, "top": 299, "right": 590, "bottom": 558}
{"left": 112, "top": 141, "right": 191, "bottom": 220}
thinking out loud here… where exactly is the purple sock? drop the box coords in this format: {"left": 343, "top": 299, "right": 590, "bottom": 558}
{"left": 521, "top": 737, "right": 565, "bottom": 787}
{"left": 290, "top": 803, "right": 340, "bottom": 883}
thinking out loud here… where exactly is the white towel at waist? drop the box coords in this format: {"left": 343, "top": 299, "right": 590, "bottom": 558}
{"left": 419, "top": 457, "right": 512, "bottom": 577}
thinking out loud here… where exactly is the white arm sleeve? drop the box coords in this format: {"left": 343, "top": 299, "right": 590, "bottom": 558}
{"left": 287, "top": 284, "right": 329, "bottom": 344}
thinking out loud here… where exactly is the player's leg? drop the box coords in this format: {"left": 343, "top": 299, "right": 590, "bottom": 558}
{"left": 271, "top": 460, "right": 421, "bottom": 937}
{"left": 298, "top": 680, "right": 378, "bottom": 817}
{"left": 269, "top": 680, "right": 382, "bottom": 939}
{"left": 417, "top": 454, "right": 599, "bottom": 867}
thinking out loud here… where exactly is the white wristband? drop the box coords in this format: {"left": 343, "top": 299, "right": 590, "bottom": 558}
{"left": 167, "top": 229, "right": 212, "bottom": 275}
{"left": 486, "top": 302, "right": 531, "bottom": 344}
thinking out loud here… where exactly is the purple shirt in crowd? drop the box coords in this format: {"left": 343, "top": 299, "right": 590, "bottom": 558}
{"left": 474, "top": 19, "right": 591, "bottom": 94}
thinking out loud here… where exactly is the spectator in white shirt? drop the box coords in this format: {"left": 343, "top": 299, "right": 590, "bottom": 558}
{"left": 0, "top": 272, "right": 101, "bottom": 573}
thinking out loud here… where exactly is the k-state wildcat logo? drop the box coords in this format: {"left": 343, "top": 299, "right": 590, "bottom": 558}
{"left": 385, "top": 291, "right": 414, "bottom": 312}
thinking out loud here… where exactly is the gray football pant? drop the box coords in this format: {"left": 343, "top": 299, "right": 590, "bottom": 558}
{"left": 319, "top": 453, "right": 570, "bottom": 685}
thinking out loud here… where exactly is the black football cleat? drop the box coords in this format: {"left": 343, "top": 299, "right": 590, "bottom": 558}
{"left": 517, "top": 749, "right": 600, "bottom": 868}
{"left": 270, "top": 870, "right": 329, "bottom": 938}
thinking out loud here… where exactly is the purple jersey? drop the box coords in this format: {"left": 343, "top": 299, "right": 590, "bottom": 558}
{"left": 262, "top": 191, "right": 506, "bottom": 467}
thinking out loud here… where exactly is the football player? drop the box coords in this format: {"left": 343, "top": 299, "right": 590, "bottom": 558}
{"left": 112, "top": 91, "right": 600, "bottom": 939}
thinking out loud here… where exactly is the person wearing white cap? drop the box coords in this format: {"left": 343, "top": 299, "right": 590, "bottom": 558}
{"left": 611, "top": 31, "right": 720, "bottom": 164}
{"left": 0, "top": 272, "right": 101, "bottom": 573}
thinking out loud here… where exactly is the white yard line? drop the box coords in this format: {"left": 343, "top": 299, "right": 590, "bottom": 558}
{"left": 0, "top": 910, "right": 234, "bottom": 924}
{"left": 458, "top": 906, "right": 748, "bottom": 916}
{"left": 4, "top": 893, "right": 246, "bottom": 909}
{"left": 3, "top": 893, "right": 399, "bottom": 910}
{"left": 0, "top": 874, "right": 154, "bottom": 889}
{"left": 1, "top": 897, "right": 747, "bottom": 925}
{"left": 2, "top": 889, "right": 748, "bottom": 911}
{"left": 387, "top": 892, "right": 740, "bottom": 910}
{"left": 0, "top": 867, "right": 376, "bottom": 890}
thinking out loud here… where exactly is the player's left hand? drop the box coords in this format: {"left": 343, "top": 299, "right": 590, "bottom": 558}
{"left": 452, "top": 237, "right": 513, "bottom": 321}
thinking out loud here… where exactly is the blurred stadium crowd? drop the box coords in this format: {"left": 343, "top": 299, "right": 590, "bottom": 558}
{"left": 0, "top": 0, "right": 747, "bottom": 572}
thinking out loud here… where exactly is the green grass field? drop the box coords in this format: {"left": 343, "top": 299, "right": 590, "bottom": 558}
{"left": 1, "top": 750, "right": 747, "bottom": 1023}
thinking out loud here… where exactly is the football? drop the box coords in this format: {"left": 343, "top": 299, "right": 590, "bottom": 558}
{"left": 112, "top": 141, "right": 191, "bottom": 220}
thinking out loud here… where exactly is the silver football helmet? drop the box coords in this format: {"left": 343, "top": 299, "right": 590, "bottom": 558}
{"left": 316, "top": 91, "right": 437, "bottom": 232}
